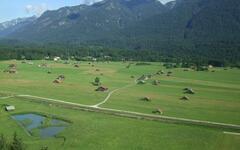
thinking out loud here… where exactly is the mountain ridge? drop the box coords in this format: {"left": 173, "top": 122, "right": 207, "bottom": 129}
{"left": 0, "top": 0, "right": 239, "bottom": 64}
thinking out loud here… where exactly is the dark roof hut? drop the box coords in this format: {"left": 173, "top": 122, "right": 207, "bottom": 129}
{"left": 186, "top": 89, "right": 195, "bottom": 94}
{"left": 157, "top": 70, "right": 164, "bottom": 74}
{"left": 53, "top": 79, "right": 62, "bottom": 84}
{"left": 74, "top": 64, "right": 80, "bottom": 68}
{"left": 95, "top": 86, "right": 108, "bottom": 92}
{"left": 53, "top": 75, "right": 65, "bottom": 84}
{"left": 4, "top": 64, "right": 17, "bottom": 74}
{"left": 167, "top": 71, "right": 172, "bottom": 76}
{"left": 138, "top": 80, "right": 145, "bottom": 84}
{"left": 181, "top": 96, "right": 190, "bottom": 100}
{"left": 147, "top": 74, "right": 152, "bottom": 79}
{"left": 138, "top": 75, "right": 148, "bottom": 81}
{"left": 8, "top": 68, "right": 17, "bottom": 74}
{"left": 183, "top": 88, "right": 195, "bottom": 94}
{"left": 153, "top": 80, "right": 160, "bottom": 85}
{"left": 57, "top": 75, "right": 65, "bottom": 80}
{"left": 9, "top": 64, "right": 17, "bottom": 68}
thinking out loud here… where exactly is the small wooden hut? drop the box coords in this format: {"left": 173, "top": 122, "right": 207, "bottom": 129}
{"left": 95, "top": 86, "right": 108, "bottom": 92}
{"left": 152, "top": 108, "right": 163, "bottom": 115}
{"left": 181, "top": 96, "right": 190, "bottom": 100}
{"left": 142, "top": 96, "right": 151, "bottom": 102}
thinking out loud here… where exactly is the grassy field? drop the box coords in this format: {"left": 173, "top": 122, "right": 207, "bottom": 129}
{"left": 0, "top": 98, "right": 240, "bottom": 150}
{"left": 0, "top": 60, "right": 240, "bottom": 149}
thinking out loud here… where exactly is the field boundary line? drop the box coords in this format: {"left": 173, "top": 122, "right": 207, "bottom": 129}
{"left": 13, "top": 94, "right": 240, "bottom": 131}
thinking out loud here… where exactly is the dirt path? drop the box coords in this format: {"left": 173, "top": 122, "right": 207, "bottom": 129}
{"left": 92, "top": 79, "right": 137, "bottom": 108}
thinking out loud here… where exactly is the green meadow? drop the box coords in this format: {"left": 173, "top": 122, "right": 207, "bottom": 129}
{"left": 0, "top": 60, "right": 240, "bottom": 149}
{"left": 0, "top": 98, "right": 240, "bottom": 150}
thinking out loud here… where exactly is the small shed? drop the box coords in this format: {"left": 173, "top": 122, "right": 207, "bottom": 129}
{"left": 8, "top": 68, "right": 17, "bottom": 74}
{"left": 74, "top": 64, "right": 80, "bottom": 68}
{"left": 147, "top": 74, "right": 152, "bottom": 79}
{"left": 153, "top": 80, "right": 160, "bottom": 85}
{"left": 167, "top": 71, "right": 172, "bottom": 76}
{"left": 184, "top": 88, "right": 195, "bottom": 94}
{"left": 95, "top": 86, "right": 108, "bottom": 92}
{"left": 53, "top": 75, "right": 65, "bottom": 84}
{"left": 186, "top": 89, "right": 195, "bottom": 94}
{"left": 8, "top": 64, "right": 17, "bottom": 68}
{"left": 152, "top": 108, "right": 163, "bottom": 115}
{"left": 138, "top": 80, "right": 145, "bottom": 84}
{"left": 181, "top": 96, "right": 190, "bottom": 100}
{"left": 142, "top": 96, "right": 151, "bottom": 102}
{"left": 138, "top": 75, "right": 148, "bottom": 81}
{"left": 5, "top": 105, "right": 15, "bottom": 111}
{"left": 156, "top": 70, "right": 164, "bottom": 75}
{"left": 54, "top": 57, "right": 61, "bottom": 61}
{"left": 53, "top": 79, "right": 62, "bottom": 84}
{"left": 57, "top": 75, "right": 65, "bottom": 80}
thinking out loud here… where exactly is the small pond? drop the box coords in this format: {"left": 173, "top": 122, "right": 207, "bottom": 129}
{"left": 11, "top": 113, "right": 69, "bottom": 138}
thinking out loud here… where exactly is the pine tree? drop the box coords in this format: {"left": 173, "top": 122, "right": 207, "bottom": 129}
{"left": 94, "top": 77, "right": 101, "bottom": 86}
{"left": 9, "top": 132, "right": 25, "bottom": 150}
{"left": 0, "top": 134, "right": 8, "bottom": 150}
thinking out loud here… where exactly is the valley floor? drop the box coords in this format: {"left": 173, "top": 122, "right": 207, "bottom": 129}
{"left": 0, "top": 60, "right": 240, "bottom": 149}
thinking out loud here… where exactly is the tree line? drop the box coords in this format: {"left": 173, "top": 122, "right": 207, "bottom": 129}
{"left": 0, "top": 40, "right": 239, "bottom": 67}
